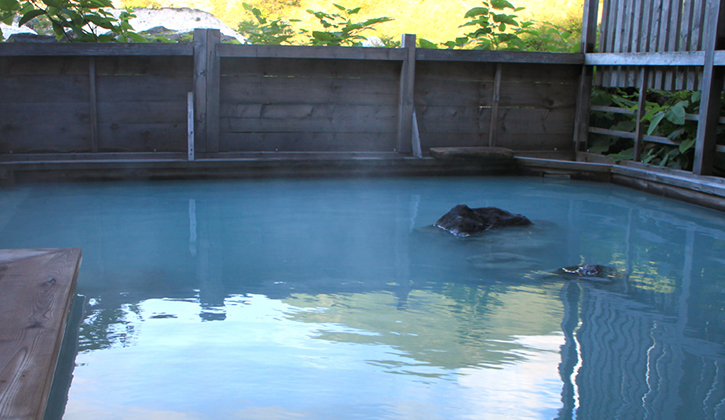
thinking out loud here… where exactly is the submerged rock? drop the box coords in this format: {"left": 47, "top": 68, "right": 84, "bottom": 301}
{"left": 434, "top": 204, "right": 532, "bottom": 237}
{"left": 555, "top": 264, "right": 620, "bottom": 283}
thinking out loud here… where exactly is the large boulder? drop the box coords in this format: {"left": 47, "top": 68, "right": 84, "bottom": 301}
{"left": 434, "top": 204, "right": 532, "bottom": 237}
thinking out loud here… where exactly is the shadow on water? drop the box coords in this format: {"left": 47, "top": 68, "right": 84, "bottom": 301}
{"left": 1, "top": 177, "right": 724, "bottom": 419}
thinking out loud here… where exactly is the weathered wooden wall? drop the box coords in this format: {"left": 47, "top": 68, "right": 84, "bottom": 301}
{"left": 0, "top": 54, "right": 192, "bottom": 155}
{"left": 95, "top": 56, "right": 192, "bottom": 153}
{"left": 219, "top": 58, "right": 401, "bottom": 152}
{"left": 414, "top": 61, "right": 579, "bottom": 151}
{"left": 0, "top": 35, "right": 582, "bottom": 161}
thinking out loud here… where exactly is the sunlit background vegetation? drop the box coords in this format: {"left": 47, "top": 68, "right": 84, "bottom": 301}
{"left": 114, "top": 0, "right": 584, "bottom": 45}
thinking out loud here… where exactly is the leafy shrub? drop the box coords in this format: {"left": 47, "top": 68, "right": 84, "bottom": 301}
{"left": 237, "top": 2, "right": 298, "bottom": 45}
{"left": 418, "top": 0, "right": 581, "bottom": 52}
{"left": 302, "top": 3, "right": 393, "bottom": 46}
{"left": 0, "top": 0, "right": 144, "bottom": 42}
{"left": 589, "top": 87, "right": 725, "bottom": 173}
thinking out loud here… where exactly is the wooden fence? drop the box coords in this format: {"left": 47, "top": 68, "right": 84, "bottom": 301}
{"left": 0, "top": 31, "right": 583, "bottom": 164}
{"left": 577, "top": 0, "right": 725, "bottom": 175}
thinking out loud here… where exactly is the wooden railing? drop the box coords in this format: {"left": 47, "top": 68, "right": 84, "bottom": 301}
{"left": 577, "top": 0, "right": 725, "bottom": 176}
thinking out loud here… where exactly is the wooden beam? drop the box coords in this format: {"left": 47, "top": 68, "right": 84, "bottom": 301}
{"left": 488, "top": 63, "right": 502, "bottom": 147}
{"left": 216, "top": 43, "right": 406, "bottom": 61}
{"left": 585, "top": 51, "right": 706, "bottom": 66}
{"left": 0, "top": 248, "right": 82, "bottom": 420}
{"left": 397, "top": 34, "right": 416, "bottom": 154}
{"left": 694, "top": 0, "right": 725, "bottom": 175}
{"left": 188, "top": 92, "right": 195, "bottom": 162}
{"left": 415, "top": 49, "right": 584, "bottom": 64}
{"left": 575, "top": 0, "right": 599, "bottom": 153}
{"left": 634, "top": 67, "right": 649, "bottom": 161}
{"left": 0, "top": 43, "right": 193, "bottom": 57}
{"left": 193, "top": 29, "right": 221, "bottom": 154}
{"left": 88, "top": 57, "right": 98, "bottom": 153}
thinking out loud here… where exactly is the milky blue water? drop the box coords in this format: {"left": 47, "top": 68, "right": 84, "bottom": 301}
{"left": 1, "top": 176, "right": 724, "bottom": 420}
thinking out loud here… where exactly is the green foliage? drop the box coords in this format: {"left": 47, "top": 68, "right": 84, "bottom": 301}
{"left": 589, "top": 87, "right": 725, "bottom": 173}
{"left": 520, "top": 20, "right": 580, "bottom": 52}
{"left": 237, "top": 2, "right": 298, "bottom": 45}
{"left": 447, "top": 0, "right": 530, "bottom": 50}
{"left": 302, "top": 3, "right": 393, "bottom": 46}
{"left": 0, "top": 0, "right": 143, "bottom": 42}
{"left": 419, "top": 0, "right": 581, "bottom": 52}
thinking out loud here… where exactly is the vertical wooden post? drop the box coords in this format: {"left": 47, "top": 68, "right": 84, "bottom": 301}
{"left": 634, "top": 67, "right": 649, "bottom": 161}
{"left": 188, "top": 92, "right": 195, "bottom": 161}
{"left": 88, "top": 57, "right": 98, "bottom": 153}
{"left": 397, "top": 34, "right": 416, "bottom": 154}
{"left": 194, "top": 29, "right": 221, "bottom": 154}
{"left": 488, "top": 63, "right": 502, "bottom": 147}
{"left": 693, "top": 0, "right": 725, "bottom": 175}
{"left": 573, "top": 0, "right": 599, "bottom": 155}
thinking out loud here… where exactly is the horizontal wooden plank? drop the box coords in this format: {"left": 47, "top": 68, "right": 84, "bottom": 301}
{"left": 416, "top": 49, "right": 584, "bottom": 64}
{"left": 0, "top": 75, "right": 89, "bottom": 103}
{"left": 97, "top": 101, "right": 187, "bottom": 124}
{"left": 0, "top": 43, "right": 193, "bottom": 57}
{"left": 585, "top": 51, "right": 706, "bottom": 66}
{"left": 591, "top": 105, "right": 637, "bottom": 115}
{"left": 96, "top": 75, "right": 192, "bottom": 102}
{"left": 419, "top": 133, "right": 484, "bottom": 150}
{"left": 496, "top": 107, "right": 575, "bottom": 149}
{"left": 500, "top": 64, "right": 581, "bottom": 84}
{"left": 98, "top": 123, "right": 187, "bottom": 152}
{"left": 221, "top": 57, "right": 400, "bottom": 79}
{"left": 0, "top": 103, "right": 90, "bottom": 125}
{"left": 0, "top": 123, "right": 90, "bottom": 153}
{"left": 95, "top": 56, "right": 194, "bottom": 76}
{"left": 221, "top": 114, "right": 397, "bottom": 134}
{"left": 0, "top": 56, "right": 88, "bottom": 75}
{"left": 417, "top": 107, "right": 492, "bottom": 134}
{"left": 588, "top": 126, "right": 679, "bottom": 145}
{"left": 220, "top": 76, "right": 399, "bottom": 106}
{"left": 219, "top": 132, "right": 397, "bottom": 152}
{"left": 217, "top": 43, "right": 406, "bottom": 61}
{"left": 416, "top": 61, "right": 496, "bottom": 82}
{"left": 0, "top": 152, "right": 187, "bottom": 162}
{"left": 613, "top": 165, "right": 725, "bottom": 197}
{"left": 415, "top": 80, "right": 494, "bottom": 107}
{"left": 0, "top": 248, "right": 82, "bottom": 420}
{"left": 499, "top": 81, "right": 578, "bottom": 109}
{"left": 589, "top": 126, "right": 637, "bottom": 139}
{"left": 220, "top": 104, "right": 397, "bottom": 120}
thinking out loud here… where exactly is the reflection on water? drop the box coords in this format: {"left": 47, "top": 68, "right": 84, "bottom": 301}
{"left": 0, "top": 177, "right": 724, "bottom": 419}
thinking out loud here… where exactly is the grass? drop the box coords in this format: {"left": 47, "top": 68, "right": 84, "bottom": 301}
{"left": 115, "top": 0, "right": 585, "bottom": 45}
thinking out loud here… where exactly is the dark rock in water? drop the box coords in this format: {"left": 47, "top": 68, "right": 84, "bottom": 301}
{"left": 434, "top": 204, "right": 532, "bottom": 237}
{"left": 556, "top": 264, "right": 620, "bottom": 283}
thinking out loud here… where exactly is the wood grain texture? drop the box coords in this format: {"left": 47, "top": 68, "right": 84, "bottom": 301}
{"left": 0, "top": 43, "right": 192, "bottom": 57}
{"left": 0, "top": 248, "right": 82, "bottom": 420}
{"left": 219, "top": 132, "right": 396, "bottom": 152}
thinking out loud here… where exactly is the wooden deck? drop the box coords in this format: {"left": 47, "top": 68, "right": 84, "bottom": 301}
{"left": 0, "top": 249, "right": 82, "bottom": 420}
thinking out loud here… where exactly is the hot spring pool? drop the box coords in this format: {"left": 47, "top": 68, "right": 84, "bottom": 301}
{"left": 1, "top": 176, "right": 724, "bottom": 419}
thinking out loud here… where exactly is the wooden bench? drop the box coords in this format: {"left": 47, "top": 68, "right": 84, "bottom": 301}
{"left": 0, "top": 249, "right": 82, "bottom": 420}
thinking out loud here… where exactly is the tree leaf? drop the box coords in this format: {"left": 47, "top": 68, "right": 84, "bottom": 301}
{"left": 665, "top": 104, "right": 686, "bottom": 125}
{"left": 464, "top": 7, "right": 489, "bottom": 17}
{"left": 418, "top": 38, "right": 438, "bottom": 49}
{"left": 679, "top": 138, "right": 696, "bottom": 154}
{"left": 491, "top": 0, "right": 515, "bottom": 10}
{"left": 19, "top": 9, "right": 46, "bottom": 26}
{"left": 647, "top": 113, "right": 665, "bottom": 135}
{"left": 0, "top": 0, "right": 20, "bottom": 12}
